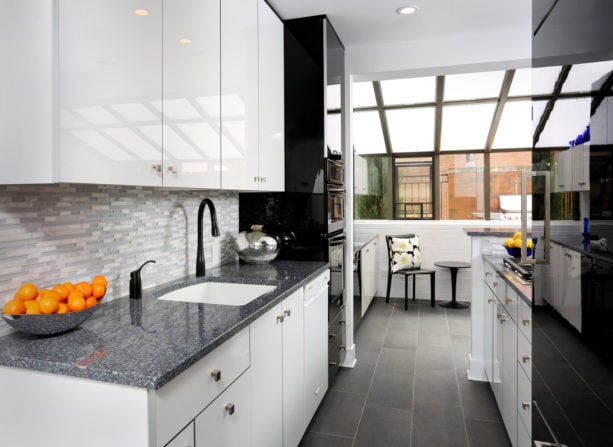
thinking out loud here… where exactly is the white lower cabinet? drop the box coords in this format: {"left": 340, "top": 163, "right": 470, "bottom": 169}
{"left": 250, "top": 288, "right": 304, "bottom": 447}
{"left": 166, "top": 422, "right": 194, "bottom": 447}
{"left": 484, "top": 260, "right": 532, "bottom": 447}
{"left": 195, "top": 370, "right": 252, "bottom": 447}
{"left": 360, "top": 239, "right": 377, "bottom": 316}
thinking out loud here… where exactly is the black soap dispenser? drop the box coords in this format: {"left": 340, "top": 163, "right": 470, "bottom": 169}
{"left": 129, "top": 260, "right": 156, "bottom": 299}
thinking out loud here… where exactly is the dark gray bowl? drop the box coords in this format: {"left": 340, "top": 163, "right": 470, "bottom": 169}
{"left": 2, "top": 299, "right": 103, "bottom": 336}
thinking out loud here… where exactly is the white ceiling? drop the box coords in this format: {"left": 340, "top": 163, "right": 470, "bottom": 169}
{"left": 267, "top": 0, "right": 529, "bottom": 48}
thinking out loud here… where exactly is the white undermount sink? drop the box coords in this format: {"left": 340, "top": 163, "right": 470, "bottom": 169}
{"left": 157, "top": 282, "right": 277, "bottom": 306}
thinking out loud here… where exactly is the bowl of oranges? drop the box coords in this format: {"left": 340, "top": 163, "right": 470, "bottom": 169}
{"left": 503, "top": 232, "right": 533, "bottom": 258}
{"left": 1, "top": 276, "right": 107, "bottom": 336}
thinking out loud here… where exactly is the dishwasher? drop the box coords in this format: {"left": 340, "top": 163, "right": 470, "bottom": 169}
{"left": 303, "top": 269, "right": 330, "bottom": 428}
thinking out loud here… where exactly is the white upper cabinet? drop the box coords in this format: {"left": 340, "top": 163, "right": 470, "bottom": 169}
{"left": 59, "top": 0, "right": 163, "bottom": 186}
{"left": 220, "top": 0, "right": 259, "bottom": 190}
{"left": 163, "top": 0, "right": 221, "bottom": 189}
{"left": 257, "top": 0, "right": 285, "bottom": 191}
{"left": 0, "top": 0, "right": 56, "bottom": 184}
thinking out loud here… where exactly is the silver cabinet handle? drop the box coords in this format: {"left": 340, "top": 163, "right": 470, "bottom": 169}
{"left": 225, "top": 403, "right": 235, "bottom": 415}
{"left": 506, "top": 298, "right": 513, "bottom": 305}
{"left": 211, "top": 370, "right": 221, "bottom": 382}
{"left": 522, "top": 319, "right": 530, "bottom": 326}
{"left": 329, "top": 362, "right": 338, "bottom": 367}
{"left": 339, "top": 320, "right": 346, "bottom": 326}
{"left": 487, "top": 299, "right": 494, "bottom": 304}
{"left": 167, "top": 165, "right": 177, "bottom": 174}
{"left": 522, "top": 170, "right": 550, "bottom": 265}
{"left": 261, "top": 177, "right": 267, "bottom": 183}
{"left": 253, "top": 176, "right": 259, "bottom": 182}
{"left": 521, "top": 401, "right": 530, "bottom": 410}
{"left": 497, "top": 314, "right": 508, "bottom": 323}
{"left": 522, "top": 355, "right": 530, "bottom": 363}
{"left": 578, "top": 181, "right": 586, "bottom": 186}
{"left": 284, "top": 309, "right": 291, "bottom": 318}
{"left": 276, "top": 315, "right": 284, "bottom": 323}
{"left": 329, "top": 333, "right": 336, "bottom": 340}
{"left": 485, "top": 272, "right": 492, "bottom": 277}
{"left": 152, "top": 164, "right": 162, "bottom": 173}
{"left": 493, "top": 282, "right": 500, "bottom": 287}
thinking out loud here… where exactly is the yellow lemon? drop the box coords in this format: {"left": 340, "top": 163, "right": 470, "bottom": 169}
{"left": 503, "top": 238, "right": 514, "bottom": 248}
{"left": 513, "top": 232, "right": 522, "bottom": 240}
{"left": 512, "top": 238, "right": 523, "bottom": 248}
{"left": 527, "top": 239, "right": 533, "bottom": 248}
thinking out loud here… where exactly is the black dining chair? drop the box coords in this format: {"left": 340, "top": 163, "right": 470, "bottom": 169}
{"left": 385, "top": 234, "right": 436, "bottom": 309}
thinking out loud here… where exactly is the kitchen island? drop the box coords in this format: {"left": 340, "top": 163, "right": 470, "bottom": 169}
{"left": 0, "top": 260, "right": 329, "bottom": 447}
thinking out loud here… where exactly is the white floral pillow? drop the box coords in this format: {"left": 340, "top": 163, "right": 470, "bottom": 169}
{"left": 390, "top": 236, "right": 422, "bottom": 272}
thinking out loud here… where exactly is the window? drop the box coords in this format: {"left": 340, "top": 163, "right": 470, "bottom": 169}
{"left": 440, "top": 153, "right": 484, "bottom": 219}
{"left": 395, "top": 157, "right": 433, "bottom": 219}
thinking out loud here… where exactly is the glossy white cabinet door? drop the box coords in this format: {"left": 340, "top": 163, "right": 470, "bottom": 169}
{"left": 220, "top": 0, "right": 259, "bottom": 190}
{"left": 59, "top": 0, "right": 162, "bottom": 186}
{"left": 163, "top": 0, "right": 221, "bottom": 189}
{"left": 257, "top": 0, "right": 284, "bottom": 191}
{"left": 0, "top": 0, "right": 56, "bottom": 184}
{"left": 560, "top": 248, "right": 582, "bottom": 332}
{"left": 250, "top": 301, "right": 283, "bottom": 447}
{"left": 361, "top": 240, "right": 377, "bottom": 316}
{"left": 195, "top": 370, "right": 251, "bottom": 447}
{"left": 572, "top": 144, "right": 590, "bottom": 191}
{"left": 165, "top": 422, "right": 194, "bottom": 447}
{"left": 282, "top": 288, "right": 305, "bottom": 447}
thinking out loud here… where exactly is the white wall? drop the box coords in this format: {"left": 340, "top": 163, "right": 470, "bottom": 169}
{"left": 354, "top": 220, "right": 521, "bottom": 303}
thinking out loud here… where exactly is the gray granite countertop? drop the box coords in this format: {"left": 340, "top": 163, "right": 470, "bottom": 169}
{"left": 551, "top": 236, "right": 613, "bottom": 263}
{"left": 0, "top": 260, "right": 328, "bottom": 390}
{"left": 465, "top": 227, "right": 531, "bottom": 237}
{"left": 483, "top": 255, "right": 532, "bottom": 305}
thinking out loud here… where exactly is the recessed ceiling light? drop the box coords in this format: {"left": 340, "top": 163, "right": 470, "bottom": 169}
{"left": 134, "top": 9, "right": 149, "bottom": 16}
{"left": 396, "top": 6, "right": 419, "bottom": 15}
{"left": 179, "top": 38, "right": 192, "bottom": 45}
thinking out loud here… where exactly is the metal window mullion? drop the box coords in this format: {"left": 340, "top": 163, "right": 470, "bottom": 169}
{"left": 533, "top": 65, "right": 572, "bottom": 147}
{"left": 433, "top": 76, "right": 444, "bottom": 220}
{"left": 373, "top": 81, "right": 393, "bottom": 155}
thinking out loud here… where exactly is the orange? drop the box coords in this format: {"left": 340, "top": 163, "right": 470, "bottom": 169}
{"left": 3, "top": 299, "right": 26, "bottom": 315}
{"left": 39, "top": 296, "right": 60, "bottom": 314}
{"left": 75, "top": 282, "right": 92, "bottom": 298}
{"left": 24, "top": 300, "right": 41, "bottom": 314}
{"left": 52, "top": 285, "right": 69, "bottom": 302}
{"left": 68, "top": 294, "right": 86, "bottom": 312}
{"left": 92, "top": 275, "right": 108, "bottom": 287}
{"left": 91, "top": 283, "right": 106, "bottom": 300}
{"left": 62, "top": 282, "right": 75, "bottom": 291}
{"left": 57, "top": 303, "right": 69, "bottom": 314}
{"left": 37, "top": 289, "right": 60, "bottom": 302}
{"left": 85, "top": 296, "right": 97, "bottom": 309}
{"left": 14, "top": 283, "right": 38, "bottom": 301}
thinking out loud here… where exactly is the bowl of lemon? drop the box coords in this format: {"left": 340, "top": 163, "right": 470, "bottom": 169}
{"left": 1, "top": 276, "right": 107, "bottom": 336}
{"left": 503, "top": 232, "right": 533, "bottom": 258}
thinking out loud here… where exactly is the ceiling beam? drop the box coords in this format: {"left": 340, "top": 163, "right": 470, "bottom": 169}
{"left": 373, "top": 81, "right": 393, "bottom": 154}
{"left": 533, "top": 65, "right": 572, "bottom": 147}
{"left": 485, "top": 69, "right": 515, "bottom": 150}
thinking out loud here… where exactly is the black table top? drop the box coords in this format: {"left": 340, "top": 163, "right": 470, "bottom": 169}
{"left": 434, "top": 261, "right": 471, "bottom": 269}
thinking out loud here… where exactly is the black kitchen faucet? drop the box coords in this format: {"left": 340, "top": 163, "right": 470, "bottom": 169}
{"left": 196, "top": 198, "right": 220, "bottom": 277}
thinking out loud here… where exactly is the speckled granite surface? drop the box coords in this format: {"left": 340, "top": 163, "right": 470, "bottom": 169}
{"left": 0, "top": 260, "right": 328, "bottom": 390}
{"left": 464, "top": 227, "right": 531, "bottom": 237}
{"left": 483, "top": 256, "right": 532, "bottom": 305}
{"left": 551, "top": 237, "right": 613, "bottom": 263}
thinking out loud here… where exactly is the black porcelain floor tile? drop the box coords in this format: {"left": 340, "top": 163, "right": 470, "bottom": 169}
{"left": 415, "top": 344, "right": 454, "bottom": 371}
{"left": 355, "top": 337, "right": 383, "bottom": 364}
{"left": 592, "top": 385, "right": 613, "bottom": 412}
{"left": 413, "top": 369, "right": 461, "bottom": 407}
{"left": 465, "top": 418, "right": 511, "bottom": 447}
{"left": 384, "top": 328, "right": 418, "bottom": 350}
{"left": 377, "top": 346, "right": 416, "bottom": 375}
{"left": 459, "top": 380, "right": 502, "bottom": 423}
{"left": 411, "top": 401, "right": 468, "bottom": 447}
{"left": 353, "top": 405, "right": 412, "bottom": 447}
{"left": 331, "top": 360, "right": 376, "bottom": 395}
{"left": 299, "top": 431, "right": 353, "bottom": 447}
{"left": 555, "top": 391, "right": 613, "bottom": 437}
{"left": 366, "top": 370, "right": 414, "bottom": 410}
{"left": 307, "top": 390, "right": 366, "bottom": 438}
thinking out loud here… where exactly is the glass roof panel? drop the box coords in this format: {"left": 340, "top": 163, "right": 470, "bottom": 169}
{"left": 444, "top": 71, "right": 505, "bottom": 101}
{"left": 536, "top": 97, "right": 591, "bottom": 148}
{"left": 492, "top": 100, "right": 532, "bottom": 149}
{"left": 441, "top": 103, "right": 497, "bottom": 151}
{"left": 354, "top": 111, "right": 386, "bottom": 154}
{"left": 508, "top": 68, "right": 532, "bottom": 97}
{"left": 531, "top": 66, "right": 563, "bottom": 95}
{"left": 387, "top": 107, "right": 435, "bottom": 153}
{"left": 380, "top": 77, "right": 436, "bottom": 105}
{"left": 327, "top": 84, "right": 341, "bottom": 110}
{"left": 562, "top": 60, "right": 613, "bottom": 93}
{"left": 353, "top": 81, "right": 377, "bottom": 108}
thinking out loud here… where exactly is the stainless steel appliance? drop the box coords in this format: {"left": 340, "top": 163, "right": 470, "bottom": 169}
{"left": 326, "top": 158, "right": 344, "bottom": 186}
{"left": 327, "top": 184, "right": 345, "bottom": 235}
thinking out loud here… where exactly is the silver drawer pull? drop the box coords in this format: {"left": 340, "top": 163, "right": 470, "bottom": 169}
{"left": 225, "top": 403, "right": 235, "bottom": 415}
{"left": 521, "top": 401, "right": 530, "bottom": 410}
{"left": 522, "top": 355, "right": 530, "bottom": 363}
{"left": 167, "top": 165, "right": 177, "bottom": 174}
{"left": 284, "top": 309, "right": 291, "bottom": 318}
{"left": 211, "top": 370, "right": 221, "bottom": 382}
{"left": 277, "top": 315, "right": 284, "bottom": 323}
{"left": 487, "top": 299, "right": 494, "bottom": 304}
{"left": 522, "top": 319, "right": 530, "bottom": 326}
{"left": 329, "top": 362, "right": 338, "bottom": 367}
{"left": 506, "top": 298, "right": 513, "bottom": 305}
{"left": 497, "top": 314, "right": 508, "bottom": 323}
{"left": 261, "top": 177, "right": 267, "bottom": 183}
{"left": 339, "top": 320, "right": 346, "bottom": 326}
{"left": 329, "top": 333, "right": 336, "bottom": 340}
{"left": 485, "top": 272, "right": 491, "bottom": 277}
{"left": 152, "top": 164, "right": 162, "bottom": 172}
{"left": 493, "top": 282, "right": 500, "bottom": 287}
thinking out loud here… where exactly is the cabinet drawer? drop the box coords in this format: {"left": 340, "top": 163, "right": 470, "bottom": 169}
{"left": 195, "top": 369, "right": 251, "bottom": 446}
{"left": 517, "top": 366, "right": 532, "bottom": 431}
{"left": 517, "top": 330, "right": 531, "bottom": 380}
{"left": 502, "top": 290, "right": 519, "bottom": 325}
{"left": 518, "top": 298, "right": 532, "bottom": 342}
{"left": 165, "top": 422, "right": 194, "bottom": 447}
{"left": 485, "top": 265, "right": 506, "bottom": 300}
{"left": 154, "top": 326, "right": 250, "bottom": 446}
{"left": 517, "top": 416, "right": 531, "bottom": 447}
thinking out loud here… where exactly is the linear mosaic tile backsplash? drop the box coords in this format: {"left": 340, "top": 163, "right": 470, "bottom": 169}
{"left": 0, "top": 184, "right": 238, "bottom": 327}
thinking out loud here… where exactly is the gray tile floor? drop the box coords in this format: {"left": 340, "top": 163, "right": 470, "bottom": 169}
{"left": 300, "top": 297, "right": 510, "bottom": 447}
